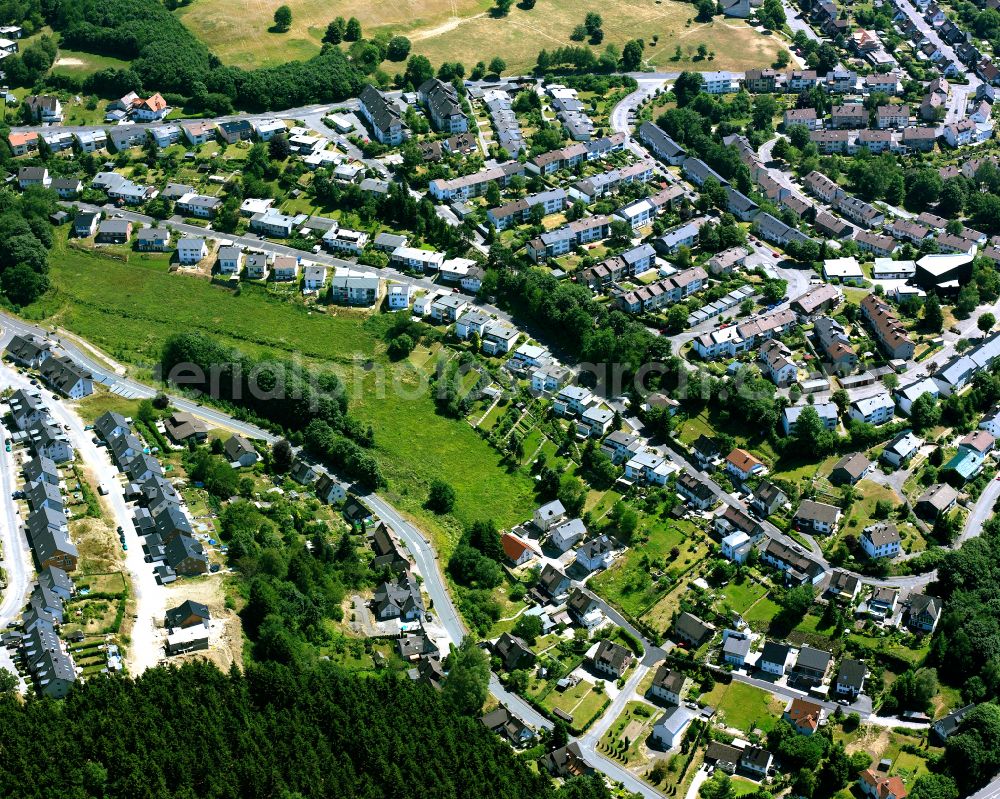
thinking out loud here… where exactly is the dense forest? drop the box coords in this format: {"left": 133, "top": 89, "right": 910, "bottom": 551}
{"left": 918, "top": 515, "right": 1000, "bottom": 793}
{"left": 0, "top": 660, "right": 609, "bottom": 799}
{"left": 0, "top": 185, "right": 58, "bottom": 306}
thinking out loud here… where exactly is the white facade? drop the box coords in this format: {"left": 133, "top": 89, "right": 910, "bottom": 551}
{"left": 177, "top": 238, "right": 208, "bottom": 265}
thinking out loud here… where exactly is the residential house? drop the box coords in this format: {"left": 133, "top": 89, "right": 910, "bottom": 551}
{"left": 652, "top": 706, "right": 697, "bottom": 749}
{"left": 135, "top": 227, "right": 170, "bottom": 252}
{"left": 782, "top": 403, "right": 838, "bottom": 435}
{"left": 676, "top": 471, "right": 717, "bottom": 510}
{"left": 835, "top": 659, "right": 867, "bottom": 697}
{"left": 176, "top": 193, "right": 221, "bottom": 219}
{"left": 533, "top": 499, "right": 566, "bottom": 532}
{"left": 861, "top": 294, "right": 916, "bottom": 360}
{"left": 360, "top": 84, "right": 404, "bottom": 145}
{"left": 217, "top": 119, "right": 253, "bottom": 145}
{"left": 638, "top": 121, "right": 687, "bottom": 165}
{"left": 543, "top": 743, "right": 592, "bottom": 778}
{"left": 592, "top": 639, "right": 633, "bottom": 678}
{"left": 501, "top": 533, "right": 535, "bottom": 567}
{"left": 784, "top": 697, "right": 824, "bottom": 734}
{"left": 827, "top": 569, "right": 861, "bottom": 602}
{"left": 759, "top": 641, "right": 794, "bottom": 676}
{"left": 538, "top": 564, "right": 570, "bottom": 598}
{"left": 624, "top": 450, "right": 673, "bottom": 486}
{"left": 8, "top": 131, "right": 38, "bottom": 156}
{"left": 784, "top": 107, "right": 819, "bottom": 129}
{"left": 794, "top": 499, "right": 841, "bottom": 535}
{"left": 163, "top": 412, "right": 208, "bottom": 445}
{"left": 50, "top": 177, "right": 82, "bottom": 199}
{"left": 723, "top": 630, "right": 752, "bottom": 667}
{"left": 793, "top": 646, "right": 832, "bottom": 686}
{"left": 752, "top": 480, "right": 788, "bottom": 517}
{"left": 177, "top": 237, "right": 207, "bottom": 265}
{"left": 823, "top": 256, "right": 865, "bottom": 284}
{"left": 726, "top": 448, "right": 766, "bottom": 481}
{"left": 372, "top": 572, "right": 424, "bottom": 622}
{"left": 5, "top": 335, "right": 51, "bottom": 369}
{"left": 223, "top": 435, "right": 258, "bottom": 468}
{"left": 567, "top": 588, "right": 603, "bottom": 629}
{"left": 40, "top": 356, "right": 92, "bottom": 399}
{"left": 549, "top": 518, "right": 586, "bottom": 552}
{"left": 861, "top": 522, "right": 902, "bottom": 559}
{"left": 858, "top": 770, "right": 909, "bottom": 799}
{"left": 480, "top": 707, "right": 533, "bottom": 748}
{"left": 916, "top": 483, "right": 958, "bottom": 520}
{"left": 23, "top": 95, "right": 62, "bottom": 124}
{"left": 908, "top": 593, "right": 942, "bottom": 633}
{"left": 831, "top": 453, "right": 873, "bottom": 485}
{"left": 931, "top": 704, "right": 976, "bottom": 744}
{"left": 674, "top": 611, "right": 715, "bottom": 648}
{"left": 650, "top": 664, "right": 688, "bottom": 705}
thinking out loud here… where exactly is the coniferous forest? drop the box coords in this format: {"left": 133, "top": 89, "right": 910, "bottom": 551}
{"left": 0, "top": 660, "right": 609, "bottom": 799}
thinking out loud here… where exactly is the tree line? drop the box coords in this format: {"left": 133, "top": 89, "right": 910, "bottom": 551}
{"left": 160, "top": 332, "right": 383, "bottom": 487}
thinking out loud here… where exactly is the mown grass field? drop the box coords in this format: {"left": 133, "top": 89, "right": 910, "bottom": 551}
{"left": 699, "top": 681, "right": 785, "bottom": 734}
{"left": 175, "top": 0, "right": 784, "bottom": 73}
{"left": 51, "top": 49, "right": 133, "bottom": 78}
{"left": 25, "top": 233, "right": 537, "bottom": 556}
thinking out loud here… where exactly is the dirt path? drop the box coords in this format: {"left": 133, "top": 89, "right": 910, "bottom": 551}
{"left": 410, "top": 11, "right": 488, "bottom": 40}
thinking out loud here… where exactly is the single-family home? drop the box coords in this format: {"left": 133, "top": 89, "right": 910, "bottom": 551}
{"left": 725, "top": 448, "right": 765, "bottom": 481}
{"left": 592, "top": 639, "right": 633, "bottom": 678}
{"left": 861, "top": 522, "right": 901, "bottom": 559}
{"left": 784, "top": 697, "right": 824, "bottom": 734}
{"left": 830, "top": 453, "right": 873, "bottom": 486}
{"left": 793, "top": 499, "right": 841, "bottom": 535}
{"left": 177, "top": 237, "right": 208, "bottom": 265}
{"left": 576, "top": 535, "right": 615, "bottom": 572}
{"left": 652, "top": 706, "right": 697, "bottom": 749}
{"left": 501, "top": 533, "right": 535, "bottom": 567}
{"left": 649, "top": 664, "right": 688, "bottom": 705}
{"left": 759, "top": 641, "right": 794, "bottom": 676}
{"left": 673, "top": 611, "right": 715, "bottom": 648}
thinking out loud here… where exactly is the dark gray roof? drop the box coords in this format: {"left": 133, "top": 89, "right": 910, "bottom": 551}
{"left": 360, "top": 84, "right": 401, "bottom": 134}
{"left": 165, "top": 535, "right": 207, "bottom": 571}
{"left": 761, "top": 640, "right": 791, "bottom": 665}
{"left": 836, "top": 658, "right": 866, "bottom": 689}
{"left": 165, "top": 599, "right": 210, "bottom": 628}
{"left": 795, "top": 645, "right": 832, "bottom": 672}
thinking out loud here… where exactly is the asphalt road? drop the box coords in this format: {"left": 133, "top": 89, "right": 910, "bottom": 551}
{"left": 0, "top": 408, "right": 30, "bottom": 629}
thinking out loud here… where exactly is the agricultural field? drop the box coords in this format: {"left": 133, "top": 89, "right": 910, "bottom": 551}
{"left": 25, "top": 232, "right": 538, "bottom": 558}
{"left": 174, "top": 0, "right": 785, "bottom": 74}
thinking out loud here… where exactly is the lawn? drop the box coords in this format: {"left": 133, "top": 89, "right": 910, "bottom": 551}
{"left": 51, "top": 49, "right": 133, "bottom": 78}
{"left": 742, "top": 596, "right": 783, "bottom": 632}
{"left": 175, "top": 0, "right": 784, "bottom": 74}
{"left": 24, "top": 233, "right": 538, "bottom": 557}
{"left": 714, "top": 579, "right": 768, "bottom": 616}
{"left": 541, "top": 679, "right": 608, "bottom": 731}
{"left": 699, "top": 681, "right": 785, "bottom": 734}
